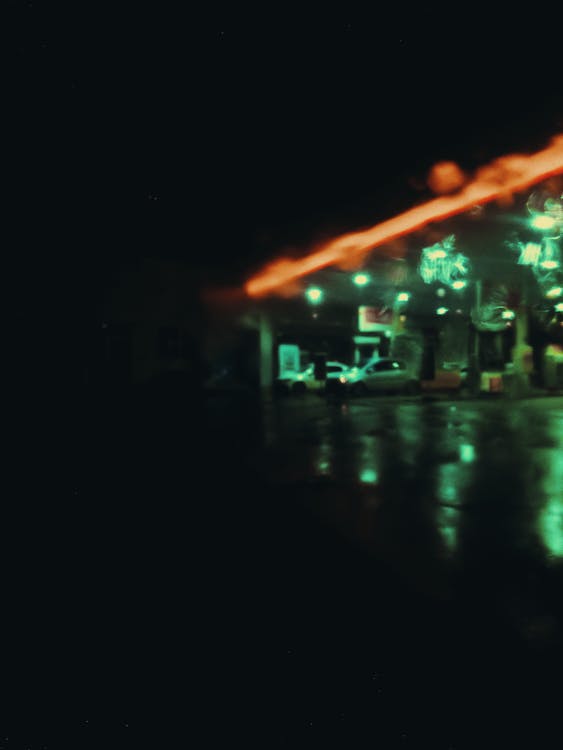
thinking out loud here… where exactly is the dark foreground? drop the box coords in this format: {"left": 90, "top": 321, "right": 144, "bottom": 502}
{"left": 3, "top": 388, "right": 563, "bottom": 747}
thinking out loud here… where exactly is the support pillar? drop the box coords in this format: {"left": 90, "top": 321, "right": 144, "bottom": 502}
{"left": 467, "top": 280, "right": 482, "bottom": 395}
{"left": 259, "top": 312, "right": 274, "bottom": 398}
{"left": 391, "top": 301, "right": 407, "bottom": 339}
{"left": 510, "top": 304, "right": 532, "bottom": 396}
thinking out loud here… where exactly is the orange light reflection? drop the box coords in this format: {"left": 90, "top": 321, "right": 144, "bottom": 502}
{"left": 245, "top": 134, "right": 563, "bottom": 298}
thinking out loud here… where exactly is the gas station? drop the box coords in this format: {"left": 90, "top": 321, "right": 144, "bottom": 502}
{"left": 205, "top": 186, "right": 563, "bottom": 399}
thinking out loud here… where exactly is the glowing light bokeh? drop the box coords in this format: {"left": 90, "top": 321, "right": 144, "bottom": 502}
{"left": 353, "top": 273, "right": 370, "bottom": 287}
{"left": 518, "top": 242, "right": 542, "bottom": 266}
{"left": 305, "top": 287, "right": 323, "bottom": 304}
{"left": 532, "top": 214, "right": 556, "bottom": 230}
{"left": 419, "top": 235, "right": 470, "bottom": 285}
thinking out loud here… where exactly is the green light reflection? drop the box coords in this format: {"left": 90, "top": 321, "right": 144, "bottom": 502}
{"left": 360, "top": 468, "right": 378, "bottom": 484}
{"left": 437, "top": 505, "right": 459, "bottom": 552}
{"left": 459, "top": 444, "right": 475, "bottom": 463}
{"left": 435, "top": 461, "right": 472, "bottom": 555}
{"left": 315, "top": 440, "right": 332, "bottom": 477}
{"left": 358, "top": 435, "right": 379, "bottom": 486}
{"left": 438, "top": 463, "right": 459, "bottom": 503}
{"left": 539, "top": 498, "right": 563, "bottom": 558}
{"left": 538, "top": 422, "right": 563, "bottom": 558}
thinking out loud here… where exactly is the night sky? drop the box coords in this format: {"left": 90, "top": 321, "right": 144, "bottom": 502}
{"left": 4, "top": 3, "right": 563, "bottom": 747}
{"left": 7, "top": 2, "right": 563, "bottom": 291}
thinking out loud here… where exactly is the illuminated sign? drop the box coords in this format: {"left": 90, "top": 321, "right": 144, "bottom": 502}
{"left": 358, "top": 306, "right": 392, "bottom": 332}
{"left": 278, "top": 344, "right": 300, "bottom": 376}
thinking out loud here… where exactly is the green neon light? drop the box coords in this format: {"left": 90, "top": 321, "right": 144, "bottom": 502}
{"left": 428, "top": 249, "right": 447, "bottom": 260}
{"left": 532, "top": 215, "right": 556, "bottom": 230}
{"left": 518, "top": 242, "right": 542, "bottom": 266}
{"left": 306, "top": 287, "right": 323, "bottom": 304}
{"left": 353, "top": 273, "right": 370, "bottom": 287}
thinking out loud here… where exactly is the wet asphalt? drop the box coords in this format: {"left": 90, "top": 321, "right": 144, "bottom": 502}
{"left": 200, "top": 390, "right": 563, "bottom": 748}
{"left": 4, "top": 388, "right": 563, "bottom": 747}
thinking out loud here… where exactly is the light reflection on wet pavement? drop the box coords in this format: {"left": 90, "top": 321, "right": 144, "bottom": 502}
{"left": 61, "top": 390, "right": 563, "bottom": 747}
{"left": 249, "top": 396, "right": 563, "bottom": 580}
{"left": 199, "top": 394, "right": 563, "bottom": 745}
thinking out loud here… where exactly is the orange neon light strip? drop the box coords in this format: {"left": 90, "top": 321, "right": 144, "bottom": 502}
{"left": 245, "top": 134, "right": 563, "bottom": 298}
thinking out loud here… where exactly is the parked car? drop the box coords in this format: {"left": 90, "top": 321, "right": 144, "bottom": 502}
{"left": 277, "top": 361, "right": 351, "bottom": 395}
{"left": 338, "top": 358, "right": 420, "bottom": 396}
